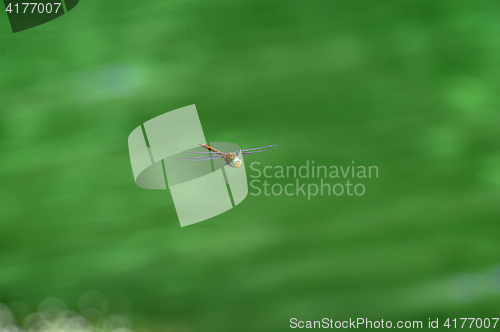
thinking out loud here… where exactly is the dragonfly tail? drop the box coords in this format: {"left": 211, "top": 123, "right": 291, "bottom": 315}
{"left": 200, "top": 144, "right": 222, "bottom": 154}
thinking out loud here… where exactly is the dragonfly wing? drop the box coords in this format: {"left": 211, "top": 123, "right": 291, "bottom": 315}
{"left": 182, "top": 151, "right": 226, "bottom": 154}
{"left": 241, "top": 150, "right": 267, "bottom": 156}
{"left": 178, "top": 157, "right": 212, "bottom": 161}
{"left": 240, "top": 144, "right": 278, "bottom": 152}
{"left": 178, "top": 155, "right": 222, "bottom": 161}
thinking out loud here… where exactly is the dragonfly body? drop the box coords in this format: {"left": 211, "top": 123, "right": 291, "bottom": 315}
{"left": 199, "top": 144, "right": 242, "bottom": 168}
{"left": 179, "top": 144, "right": 278, "bottom": 168}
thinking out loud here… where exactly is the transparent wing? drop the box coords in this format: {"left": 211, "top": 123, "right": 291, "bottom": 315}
{"left": 241, "top": 150, "right": 267, "bottom": 156}
{"left": 178, "top": 155, "right": 223, "bottom": 161}
{"left": 240, "top": 144, "right": 278, "bottom": 152}
{"left": 182, "top": 151, "right": 226, "bottom": 154}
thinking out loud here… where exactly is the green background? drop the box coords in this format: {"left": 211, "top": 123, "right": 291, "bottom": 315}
{"left": 1, "top": 0, "right": 500, "bottom": 331}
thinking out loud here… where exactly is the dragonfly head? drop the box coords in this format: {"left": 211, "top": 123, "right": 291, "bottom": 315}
{"left": 231, "top": 157, "right": 242, "bottom": 168}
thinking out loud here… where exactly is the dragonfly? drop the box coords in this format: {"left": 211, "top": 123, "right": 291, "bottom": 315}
{"left": 179, "top": 144, "right": 278, "bottom": 168}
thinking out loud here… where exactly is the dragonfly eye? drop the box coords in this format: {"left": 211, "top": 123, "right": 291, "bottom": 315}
{"left": 232, "top": 158, "right": 242, "bottom": 168}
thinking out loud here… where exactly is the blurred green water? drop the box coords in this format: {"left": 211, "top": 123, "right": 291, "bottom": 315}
{"left": 1, "top": 0, "right": 500, "bottom": 331}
